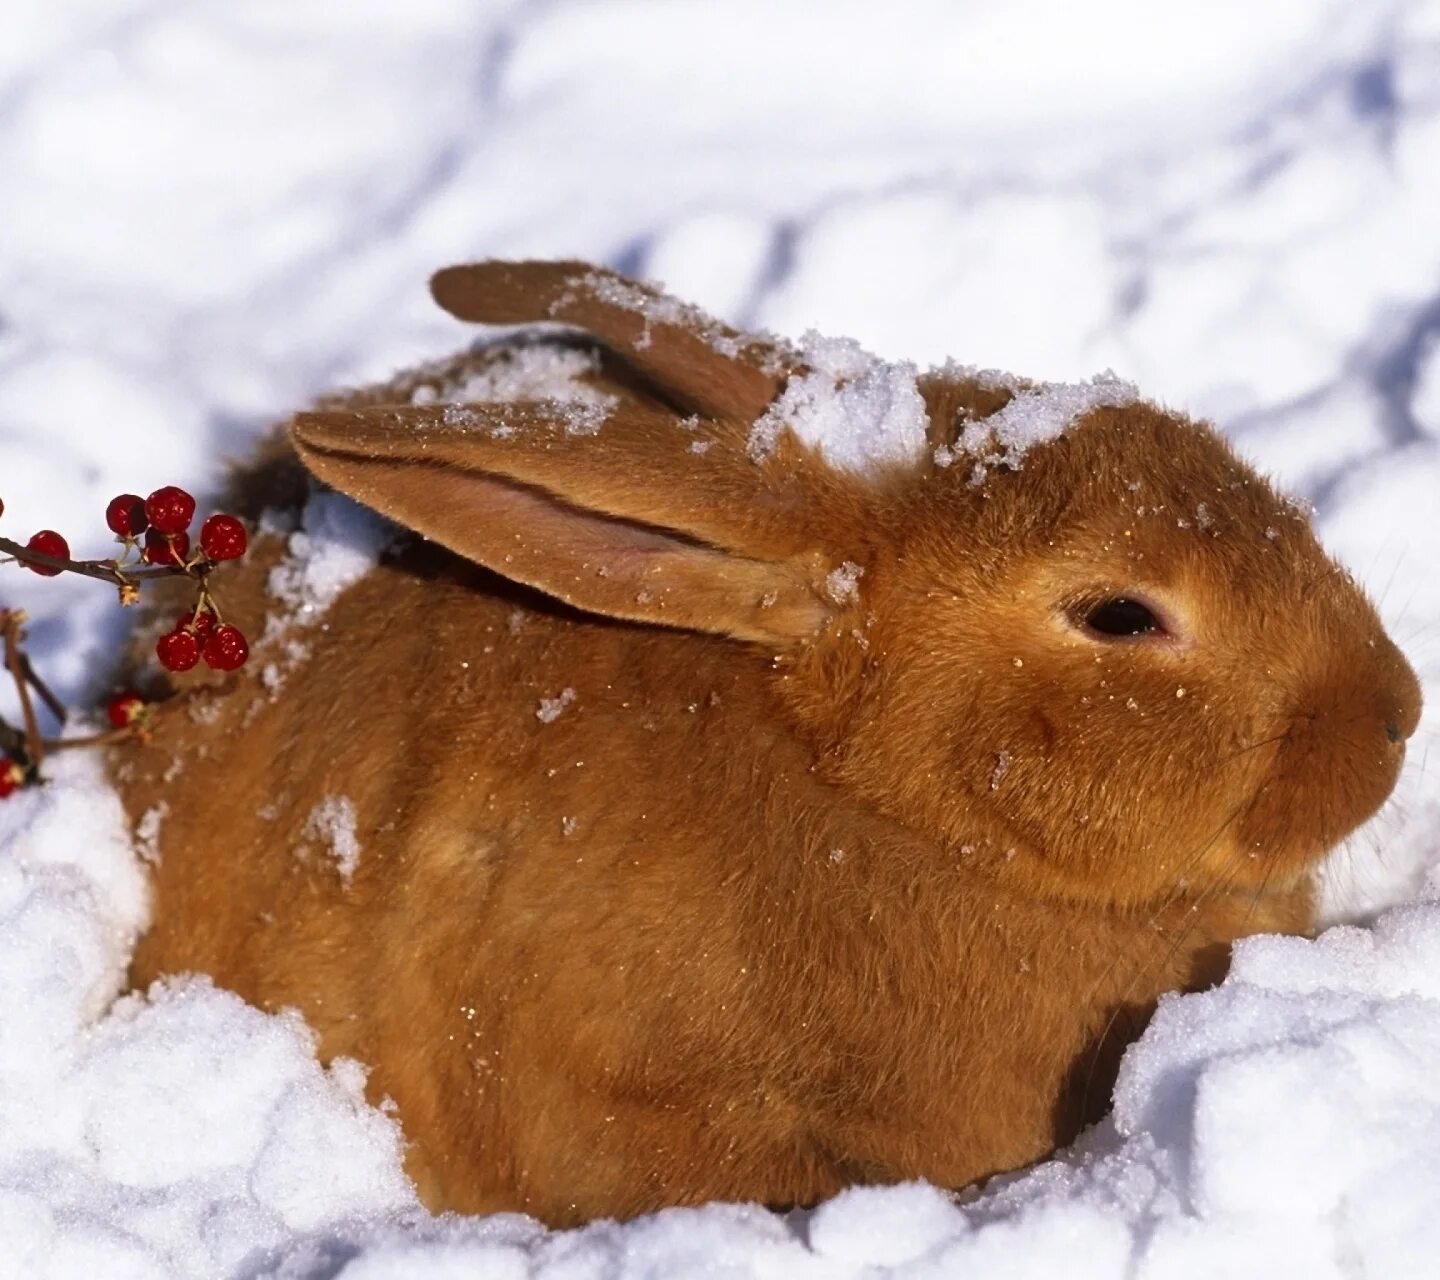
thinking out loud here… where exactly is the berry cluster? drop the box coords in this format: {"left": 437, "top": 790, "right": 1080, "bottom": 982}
{"left": 102, "top": 485, "right": 247, "bottom": 574}
{"left": 9, "top": 485, "right": 251, "bottom": 674}
{"left": 156, "top": 608, "right": 248, "bottom": 674}
{"left": 0, "top": 483, "right": 252, "bottom": 801}
{"left": 107, "top": 487, "right": 252, "bottom": 674}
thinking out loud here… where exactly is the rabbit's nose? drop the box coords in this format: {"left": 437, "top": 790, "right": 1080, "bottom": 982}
{"left": 1369, "top": 632, "right": 1422, "bottom": 744}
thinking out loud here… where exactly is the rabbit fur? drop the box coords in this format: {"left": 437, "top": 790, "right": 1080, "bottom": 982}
{"left": 115, "top": 260, "right": 1423, "bottom": 1226}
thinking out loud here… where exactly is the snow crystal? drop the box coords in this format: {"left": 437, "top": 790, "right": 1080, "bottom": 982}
{"left": 537, "top": 688, "right": 577, "bottom": 723}
{"left": 440, "top": 344, "right": 616, "bottom": 412}
{"left": 559, "top": 270, "right": 788, "bottom": 372}
{"left": 303, "top": 795, "right": 361, "bottom": 884}
{"left": 134, "top": 802, "right": 168, "bottom": 866}
{"left": 438, "top": 402, "right": 512, "bottom": 436}
{"left": 402, "top": 338, "right": 620, "bottom": 439}
{"left": 825, "top": 560, "right": 864, "bottom": 605}
{"left": 748, "top": 334, "right": 929, "bottom": 472}
{"left": 558, "top": 401, "right": 609, "bottom": 436}
{"left": 989, "top": 751, "right": 1012, "bottom": 791}
{"left": 953, "top": 371, "right": 1139, "bottom": 481}
{"left": 435, "top": 395, "right": 610, "bottom": 438}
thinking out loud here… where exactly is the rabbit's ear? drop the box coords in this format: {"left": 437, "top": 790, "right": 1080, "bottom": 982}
{"left": 290, "top": 402, "right": 835, "bottom": 645}
{"left": 430, "top": 261, "right": 795, "bottom": 424}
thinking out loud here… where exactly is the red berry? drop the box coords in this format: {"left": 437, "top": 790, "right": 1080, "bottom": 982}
{"left": 202, "top": 624, "right": 249, "bottom": 672}
{"left": 106, "top": 494, "right": 148, "bottom": 538}
{"left": 0, "top": 757, "right": 24, "bottom": 799}
{"left": 156, "top": 629, "right": 200, "bottom": 672}
{"left": 177, "top": 608, "right": 216, "bottom": 636}
{"left": 24, "top": 530, "right": 69, "bottom": 576}
{"left": 107, "top": 692, "right": 147, "bottom": 729}
{"left": 200, "top": 513, "right": 247, "bottom": 561}
{"left": 144, "top": 529, "right": 190, "bottom": 567}
{"left": 145, "top": 486, "right": 195, "bottom": 536}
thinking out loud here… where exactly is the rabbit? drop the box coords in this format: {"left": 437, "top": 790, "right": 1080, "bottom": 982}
{"left": 114, "top": 260, "right": 1423, "bottom": 1228}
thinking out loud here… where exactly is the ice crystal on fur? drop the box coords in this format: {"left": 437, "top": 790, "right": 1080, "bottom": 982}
{"left": 957, "top": 372, "right": 1139, "bottom": 480}
{"left": 825, "top": 561, "right": 865, "bottom": 605}
{"left": 304, "top": 795, "right": 361, "bottom": 884}
{"left": 564, "top": 270, "right": 789, "bottom": 373}
{"left": 537, "top": 688, "right": 577, "bottom": 723}
{"left": 429, "top": 345, "right": 615, "bottom": 410}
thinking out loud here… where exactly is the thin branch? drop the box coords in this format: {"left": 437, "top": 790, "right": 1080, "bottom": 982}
{"left": 1, "top": 613, "right": 43, "bottom": 769}
{"left": 0, "top": 534, "right": 190, "bottom": 591}
{"left": 0, "top": 711, "right": 24, "bottom": 757}
{"left": 44, "top": 726, "right": 140, "bottom": 753}
{"left": 18, "top": 652, "right": 66, "bottom": 721}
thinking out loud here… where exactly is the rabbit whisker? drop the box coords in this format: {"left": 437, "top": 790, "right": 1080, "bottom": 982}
{"left": 1078, "top": 855, "right": 1247, "bottom": 1130}
{"left": 1235, "top": 780, "right": 1282, "bottom": 939}
{"left": 1073, "top": 795, "right": 1251, "bottom": 1123}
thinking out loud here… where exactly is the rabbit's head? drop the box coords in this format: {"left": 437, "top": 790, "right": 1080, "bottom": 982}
{"left": 292, "top": 261, "right": 1421, "bottom": 913}
{"left": 827, "top": 394, "right": 1421, "bottom": 910}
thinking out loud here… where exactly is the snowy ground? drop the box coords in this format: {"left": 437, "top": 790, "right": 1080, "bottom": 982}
{"left": 2, "top": 1, "right": 1440, "bottom": 1276}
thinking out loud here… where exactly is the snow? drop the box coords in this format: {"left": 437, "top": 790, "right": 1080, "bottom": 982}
{"left": 558, "top": 269, "right": 775, "bottom": 367}
{"left": 2, "top": 0, "right": 1440, "bottom": 1276}
{"left": 0, "top": 753, "right": 414, "bottom": 1277}
{"left": 824, "top": 561, "right": 865, "bottom": 606}
{"left": 266, "top": 490, "right": 395, "bottom": 628}
{"left": 750, "top": 335, "right": 928, "bottom": 471}
{"left": 945, "top": 372, "right": 1141, "bottom": 481}
{"left": 536, "top": 688, "right": 577, "bottom": 724}
{"left": 303, "top": 796, "right": 361, "bottom": 885}
{"left": 433, "top": 344, "right": 617, "bottom": 437}
{"left": 418, "top": 344, "right": 616, "bottom": 412}
{"left": 409, "top": 345, "right": 616, "bottom": 439}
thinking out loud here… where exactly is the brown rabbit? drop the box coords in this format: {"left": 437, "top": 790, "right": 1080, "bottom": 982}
{"left": 116, "top": 261, "right": 1422, "bottom": 1228}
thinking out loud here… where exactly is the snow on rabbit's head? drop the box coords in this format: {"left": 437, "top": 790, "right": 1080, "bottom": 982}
{"left": 294, "top": 261, "right": 1421, "bottom": 910}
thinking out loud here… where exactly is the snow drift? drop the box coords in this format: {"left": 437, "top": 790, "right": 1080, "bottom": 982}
{"left": 2, "top": 0, "right": 1439, "bottom": 1275}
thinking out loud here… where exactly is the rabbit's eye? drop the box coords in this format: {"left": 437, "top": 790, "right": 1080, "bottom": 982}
{"left": 1083, "top": 597, "right": 1163, "bottom": 638}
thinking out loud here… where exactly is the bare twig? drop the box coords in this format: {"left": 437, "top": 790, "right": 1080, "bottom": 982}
{"left": 1, "top": 611, "right": 44, "bottom": 769}
{"left": 18, "top": 652, "right": 66, "bottom": 721}
{"left": 44, "top": 726, "right": 140, "bottom": 753}
{"left": 0, "top": 713, "right": 23, "bottom": 757}
{"left": 0, "top": 533, "right": 189, "bottom": 594}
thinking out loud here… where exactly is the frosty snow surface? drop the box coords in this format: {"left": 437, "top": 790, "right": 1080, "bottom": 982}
{"left": 3, "top": 0, "right": 1440, "bottom": 1276}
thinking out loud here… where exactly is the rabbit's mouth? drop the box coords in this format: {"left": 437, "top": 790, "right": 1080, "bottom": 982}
{"left": 1228, "top": 701, "right": 1414, "bottom": 880}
